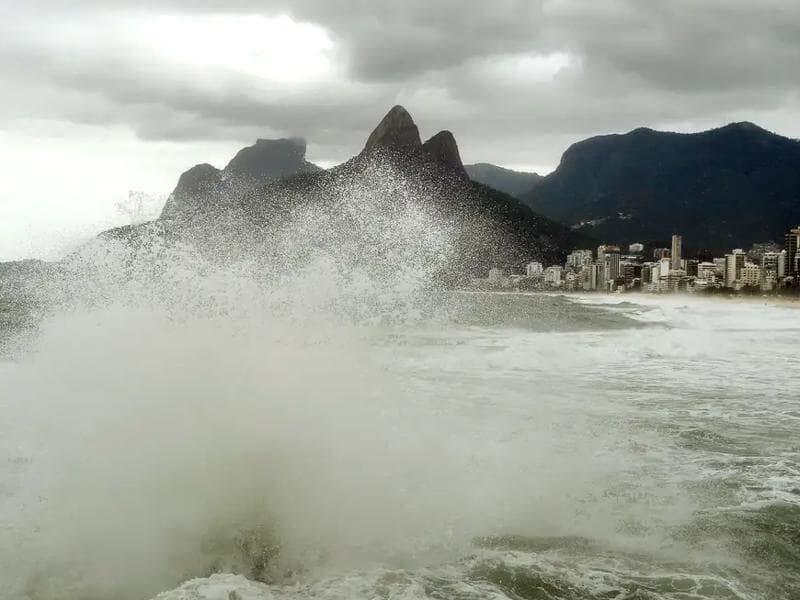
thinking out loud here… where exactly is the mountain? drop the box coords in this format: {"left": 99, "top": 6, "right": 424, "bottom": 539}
{"left": 520, "top": 122, "right": 800, "bottom": 254}
{"left": 160, "top": 138, "right": 321, "bottom": 219}
{"left": 229, "top": 106, "right": 590, "bottom": 277}
{"left": 465, "top": 163, "right": 542, "bottom": 198}
{"left": 102, "top": 106, "right": 590, "bottom": 279}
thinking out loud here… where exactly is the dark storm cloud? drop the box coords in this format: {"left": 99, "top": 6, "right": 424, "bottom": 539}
{"left": 19, "top": 0, "right": 800, "bottom": 87}
{"left": 3, "top": 0, "right": 800, "bottom": 166}
{"left": 284, "top": 0, "right": 547, "bottom": 80}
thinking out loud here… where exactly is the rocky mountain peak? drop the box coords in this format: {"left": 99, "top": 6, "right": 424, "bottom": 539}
{"left": 422, "top": 130, "right": 467, "bottom": 178}
{"left": 361, "top": 105, "right": 422, "bottom": 156}
{"left": 224, "top": 137, "right": 318, "bottom": 183}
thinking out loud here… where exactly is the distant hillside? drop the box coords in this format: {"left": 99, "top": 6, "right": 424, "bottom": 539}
{"left": 465, "top": 163, "right": 542, "bottom": 198}
{"left": 521, "top": 122, "right": 800, "bottom": 254}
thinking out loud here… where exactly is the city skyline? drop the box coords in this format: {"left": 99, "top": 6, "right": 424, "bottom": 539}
{"left": 479, "top": 225, "right": 800, "bottom": 294}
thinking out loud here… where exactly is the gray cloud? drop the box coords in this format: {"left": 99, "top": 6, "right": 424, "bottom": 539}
{"left": 2, "top": 0, "right": 800, "bottom": 170}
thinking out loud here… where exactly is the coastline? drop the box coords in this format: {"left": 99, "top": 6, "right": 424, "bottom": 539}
{"left": 459, "top": 287, "right": 800, "bottom": 309}
{"left": 623, "top": 291, "right": 800, "bottom": 308}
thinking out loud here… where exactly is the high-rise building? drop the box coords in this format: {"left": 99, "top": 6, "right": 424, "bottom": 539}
{"left": 671, "top": 235, "right": 682, "bottom": 271}
{"left": 659, "top": 258, "right": 672, "bottom": 279}
{"left": 621, "top": 262, "right": 642, "bottom": 288}
{"left": 666, "top": 269, "right": 687, "bottom": 292}
{"left": 761, "top": 251, "right": 786, "bottom": 279}
{"left": 786, "top": 226, "right": 800, "bottom": 276}
{"left": 740, "top": 263, "right": 761, "bottom": 288}
{"left": 526, "top": 261, "right": 544, "bottom": 276}
{"left": 653, "top": 247, "right": 670, "bottom": 260}
{"left": 589, "top": 262, "right": 605, "bottom": 290}
{"left": 697, "top": 262, "right": 719, "bottom": 281}
{"left": 597, "top": 245, "right": 620, "bottom": 261}
{"left": 544, "top": 266, "right": 564, "bottom": 287}
{"left": 641, "top": 263, "right": 654, "bottom": 286}
{"left": 628, "top": 243, "right": 644, "bottom": 254}
{"left": 724, "top": 249, "right": 745, "bottom": 287}
{"left": 761, "top": 270, "right": 778, "bottom": 291}
{"left": 566, "top": 250, "right": 593, "bottom": 271}
{"left": 595, "top": 245, "right": 621, "bottom": 287}
{"left": 648, "top": 258, "right": 672, "bottom": 292}
{"left": 605, "top": 250, "right": 621, "bottom": 283}
{"left": 575, "top": 266, "right": 591, "bottom": 290}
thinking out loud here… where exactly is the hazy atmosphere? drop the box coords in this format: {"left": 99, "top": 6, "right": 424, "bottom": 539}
{"left": 3, "top": 0, "right": 800, "bottom": 260}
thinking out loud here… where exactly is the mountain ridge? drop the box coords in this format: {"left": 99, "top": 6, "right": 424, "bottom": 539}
{"left": 520, "top": 121, "right": 800, "bottom": 253}
{"left": 464, "top": 163, "right": 542, "bottom": 198}
{"left": 160, "top": 137, "right": 321, "bottom": 220}
{"left": 99, "top": 106, "right": 591, "bottom": 279}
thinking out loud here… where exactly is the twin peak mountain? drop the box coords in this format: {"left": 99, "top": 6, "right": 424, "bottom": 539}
{"left": 161, "top": 106, "right": 467, "bottom": 219}
{"left": 147, "top": 106, "right": 586, "bottom": 274}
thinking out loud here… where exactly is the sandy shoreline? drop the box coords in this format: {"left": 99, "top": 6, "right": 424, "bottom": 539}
{"left": 461, "top": 289, "right": 800, "bottom": 311}
{"left": 608, "top": 291, "right": 800, "bottom": 309}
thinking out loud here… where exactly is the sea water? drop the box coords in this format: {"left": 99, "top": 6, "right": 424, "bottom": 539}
{"left": 1, "top": 289, "right": 798, "bottom": 600}
{"left": 1, "top": 167, "right": 798, "bottom": 599}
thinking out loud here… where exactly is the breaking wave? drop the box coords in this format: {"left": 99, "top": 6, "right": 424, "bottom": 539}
{"left": 1, "top": 166, "right": 799, "bottom": 599}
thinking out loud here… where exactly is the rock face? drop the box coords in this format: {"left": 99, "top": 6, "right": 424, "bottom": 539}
{"left": 361, "top": 105, "right": 422, "bottom": 156}
{"left": 422, "top": 131, "right": 467, "bottom": 178}
{"left": 231, "top": 106, "right": 591, "bottom": 276}
{"left": 160, "top": 164, "right": 224, "bottom": 220}
{"left": 160, "top": 138, "right": 321, "bottom": 220}
{"left": 356, "top": 106, "right": 468, "bottom": 180}
{"left": 520, "top": 122, "right": 800, "bottom": 253}
{"left": 356, "top": 107, "right": 468, "bottom": 178}
{"left": 465, "top": 163, "right": 542, "bottom": 198}
{"left": 225, "top": 138, "right": 320, "bottom": 185}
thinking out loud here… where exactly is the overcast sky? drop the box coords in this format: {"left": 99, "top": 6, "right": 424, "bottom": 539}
{"left": 2, "top": 0, "right": 799, "bottom": 260}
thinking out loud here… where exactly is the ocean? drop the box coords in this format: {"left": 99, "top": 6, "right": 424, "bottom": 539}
{"left": 1, "top": 289, "right": 798, "bottom": 600}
